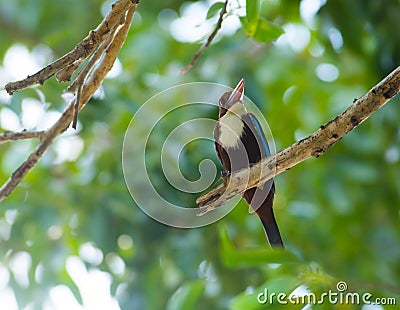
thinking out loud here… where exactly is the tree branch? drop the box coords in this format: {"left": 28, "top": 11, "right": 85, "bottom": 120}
{"left": 0, "top": 0, "right": 139, "bottom": 202}
{"left": 197, "top": 66, "right": 400, "bottom": 215}
{"left": 4, "top": 0, "right": 136, "bottom": 95}
{"left": 0, "top": 130, "right": 45, "bottom": 144}
{"left": 180, "top": 0, "right": 228, "bottom": 75}
{"left": 70, "top": 21, "right": 120, "bottom": 128}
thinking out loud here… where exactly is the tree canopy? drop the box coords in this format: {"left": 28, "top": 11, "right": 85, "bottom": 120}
{"left": 0, "top": 0, "right": 399, "bottom": 309}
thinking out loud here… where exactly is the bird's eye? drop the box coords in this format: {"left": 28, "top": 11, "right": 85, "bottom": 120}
{"left": 219, "top": 99, "right": 225, "bottom": 106}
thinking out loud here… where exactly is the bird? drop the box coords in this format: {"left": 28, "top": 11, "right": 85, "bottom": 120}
{"left": 213, "top": 79, "right": 284, "bottom": 247}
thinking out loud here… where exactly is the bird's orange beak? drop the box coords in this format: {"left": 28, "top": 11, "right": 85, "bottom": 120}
{"left": 226, "top": 79, "right": 244, "bottom": 106}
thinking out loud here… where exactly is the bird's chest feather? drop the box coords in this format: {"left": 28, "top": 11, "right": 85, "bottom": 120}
{"left": 217, "top": 113, "right": 244, "bottom": 148}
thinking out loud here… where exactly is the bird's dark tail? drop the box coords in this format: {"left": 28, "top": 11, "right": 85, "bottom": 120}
{"left": 258, "top": 209, "right": 284, "bottom": 248}
{"left": 243, "top": 181, "right": 284, "bottom": 248}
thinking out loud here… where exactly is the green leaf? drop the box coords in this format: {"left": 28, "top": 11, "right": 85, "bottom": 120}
{"left": 231, "top": 277, "right": 299, "bottom": 310}
{"left": 60, "top": 267, "right": 83, "bottom": 305}
{"left": 298, "top": 262, "right": 335, "bottom": 290}
{"left": 166, "top": 280, "right": 206, "bottom": 310}
{"left": 253, "top": 17, "right": 284, "bottom": 42}
{"left": 206, "top": 1, "right": 225, "bottom": 20}
{"left": 218, "top": 225, "right": 301, "bottom": 267}
{"left": 246, "top": 0, "right": 261, "bottom": 35}
{"left": 240, "top": 16, "right": 284, "bottom": 43}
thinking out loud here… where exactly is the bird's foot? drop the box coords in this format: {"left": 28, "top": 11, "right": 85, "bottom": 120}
{"left": 221, "top": 170, "right": 230, "bottom": 185}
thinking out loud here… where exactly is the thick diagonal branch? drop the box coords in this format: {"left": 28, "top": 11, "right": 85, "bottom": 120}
{"left": 197, "top": 66, "right": 400, "bottom": 215}
{"left": 0, "top": 1, "right": 138, "bottom": 202}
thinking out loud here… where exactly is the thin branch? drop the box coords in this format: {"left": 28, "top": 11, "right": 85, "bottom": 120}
{"left": 68, "top": 25, "right": 118, "bottom": 95}
{"left": 56, "top": 59, "right": 84, "bottom": 83}
{"left": 72, "top": 86, "right": 83, "bottom": 128}
{"left": 0, "top": 0, "right": 139, "bottom": 202}
{"left": 4, "top": 0, "right": 135, "bottom": 95}
{"left": 70, "top": 23, "right": 119, "bottom": 128}
{"left": 180, "top": 0, "right": 228, "bottom": 75}
{"left": 197, "top": 66, "right": 400, "bottom": 215}
{"left": 0, "top": 130, "right": 45, "bottom": 144}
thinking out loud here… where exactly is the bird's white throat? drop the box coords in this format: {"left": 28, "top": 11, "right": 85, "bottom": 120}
{"left": 218, "top": 102, "right": 246, "bottom": 148}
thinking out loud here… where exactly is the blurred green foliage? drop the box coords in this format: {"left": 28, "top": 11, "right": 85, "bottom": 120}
{"left": 0, "top": 0, "right": 399, "bottom": 309}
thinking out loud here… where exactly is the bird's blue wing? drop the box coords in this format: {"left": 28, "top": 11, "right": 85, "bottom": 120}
{"left": 248, "top": 113, "right": 271, "bottom": 157}
{"left": 245, "top": 113, "right": 275, "bottom": 215}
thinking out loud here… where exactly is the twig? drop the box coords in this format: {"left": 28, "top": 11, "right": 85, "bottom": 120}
{"left": 70, "top": 23, "right": 119, "bottom": 128}
{"left": 56, "top": 59, "right": 84, "bottom": 82}
{"left": 72, "top": 86, "right": 83, "bottom": 129}
{"left": 68, "top": 25, "right": 118, "bottom": 95}
{"left": 4, "top": 0, "right": 134, "bottom": 95}
{"left": 0, "top": 130, "right": 45, "bottom": 144}
{"left": 0, "top": 0, "right": 139, "bottom": 202}
{"left": 197, "top": 66, "right": 400, "bottom": 215}
{"left": 180, "top": 0, "right": 228, "bottom": 75}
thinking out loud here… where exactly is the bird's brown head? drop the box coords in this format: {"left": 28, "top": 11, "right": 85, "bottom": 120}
{"left": 218, "top": 79, "right": 244, "bottom": 117}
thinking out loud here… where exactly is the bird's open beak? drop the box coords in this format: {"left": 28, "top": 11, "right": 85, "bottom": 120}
{"left": 226, "top": 79, "right": 244, "bottom": 106}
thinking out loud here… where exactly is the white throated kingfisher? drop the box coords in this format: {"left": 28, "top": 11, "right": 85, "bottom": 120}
{"left": 213, "top": 79, "right": 284, "bottom": 247}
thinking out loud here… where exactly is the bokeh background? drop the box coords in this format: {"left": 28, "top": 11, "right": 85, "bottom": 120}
{"left": 0, "top": 0, "right": 399, "bottom": 309}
